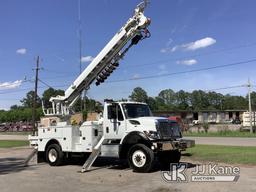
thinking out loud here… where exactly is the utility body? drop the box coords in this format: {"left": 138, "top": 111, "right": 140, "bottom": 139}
{"left": 29, "top": 1, "right": 188, "bottom": 173}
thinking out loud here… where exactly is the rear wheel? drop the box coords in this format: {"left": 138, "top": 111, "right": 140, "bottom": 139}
{"left": 128, "top": 144, "right": 154, "bottom": 173}
{"left": 46, "top": 144, "right": 64, "bottom": 166}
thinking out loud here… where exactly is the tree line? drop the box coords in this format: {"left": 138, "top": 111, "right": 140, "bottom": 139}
{"left": 1, "top": 87, "right": 255, "bottom": 123}
{"left": 129, "top": 87, "right": 256, "bottom": 111}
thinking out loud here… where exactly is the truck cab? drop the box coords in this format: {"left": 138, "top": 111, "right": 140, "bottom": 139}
{"left": 102, "top": 101, "right": 185, "bottom": 172}
{"left": 104, "top": 101, "right": 182, "bottom": 140}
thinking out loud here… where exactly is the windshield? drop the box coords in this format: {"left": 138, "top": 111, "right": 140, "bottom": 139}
{"left": 122, "top": 104, "right": 152, "bottom": 119}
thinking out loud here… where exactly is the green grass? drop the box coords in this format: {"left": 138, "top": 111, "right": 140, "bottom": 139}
{"left": 183, "top": 130, "right": 256, "bottom": 137}
{"left": 184, "top": 144, "right": 256, "bottom": 165}
{"left": 0, "top": 140, "right": 29, "bottom": 148}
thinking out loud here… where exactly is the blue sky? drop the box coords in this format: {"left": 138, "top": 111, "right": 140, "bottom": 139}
{"left": 1, "top": 0, "right": 256, "bottom": 109}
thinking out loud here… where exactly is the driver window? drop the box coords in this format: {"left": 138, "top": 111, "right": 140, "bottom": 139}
{"left": 107, "top": 105, "right": 124, "bottom": 121}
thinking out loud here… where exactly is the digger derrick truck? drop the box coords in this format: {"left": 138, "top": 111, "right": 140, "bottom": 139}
{"left": 29, "top": 1, "right": 187, "bottom": 173}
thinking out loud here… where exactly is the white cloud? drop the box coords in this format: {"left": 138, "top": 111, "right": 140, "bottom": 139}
{"left": 161, "top": 37, "right": 216, "bottom": 53}
{"left": 0, "top": 80, "right": 23, "bottom": 90}
{"left": 183, "top": 37, "right": 216, "bottom": 51}
{"left": 171, "top": 37, "right": 216, "bottom": 52}
{"left": 158, "top": 64, "right": 166, "bottom": 70}
{"left": 16, "top": 48, "right": 27, "bottom": 55}
{"left": 81, "top": 56, "right": 94, "bottom": 63}
{"left": 157, "top": 64, "right": 168, "bottom": 75}
{"left": 160, "top": 48, "right": 167, "bottom": 53}
{"left": 132, "top": 74, "right": 140, "bottom": 79}
{"left": 160, "top": 38, "right": 173, "bottom": 53}
{"left": 176, "top": 59, "right": 197, "bottom": 66}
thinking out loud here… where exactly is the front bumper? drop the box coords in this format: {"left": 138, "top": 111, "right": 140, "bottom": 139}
{"left": 152, "top": 139, "right": 188, "bottom": 151}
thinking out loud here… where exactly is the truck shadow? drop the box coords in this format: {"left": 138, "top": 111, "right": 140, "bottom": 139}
{"left": 0, "top": 157, "right": 36, "bottom": 175}
{"left": 63, "top": 156, "right": 198, "bottom": 173}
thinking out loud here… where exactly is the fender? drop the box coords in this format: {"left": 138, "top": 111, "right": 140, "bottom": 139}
{"left": 119, "top": 131, "right": 152, "bottom": 159}
{"left": 45, "top": 139, "right": 61, "bottom": 152}
{"left": 38, "top": 139, "right": 61, "bottom": 163}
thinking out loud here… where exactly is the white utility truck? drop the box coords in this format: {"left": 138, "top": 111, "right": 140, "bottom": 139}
{"left": 29, "top": 1, "right": 188, "bottom": 173}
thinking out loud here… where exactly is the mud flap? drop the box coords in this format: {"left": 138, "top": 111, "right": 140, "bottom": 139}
{"left": 37, "top": 151, "right": 45, "bottom": 163}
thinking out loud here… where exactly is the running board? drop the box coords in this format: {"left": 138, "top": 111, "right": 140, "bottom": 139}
{"left": 81, "top": 136, "right": 105, "bottom": 172}
{"left": 23, "top": 148, "right": 38, "bottom": 166}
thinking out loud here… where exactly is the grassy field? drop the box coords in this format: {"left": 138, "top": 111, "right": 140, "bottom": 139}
{"left": 184, "top": 144, "right": 256, "bottom": 165}
{"left": 0, "top": 140, "right": 29, "bottom": 148}
{"left": 183, "top": 130, "right": 256, "bottom": 137}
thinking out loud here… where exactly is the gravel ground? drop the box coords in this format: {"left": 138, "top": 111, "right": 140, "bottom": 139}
{"left": 0, "top": 134, "right": 28, "bottom": 141}
{"left": 0, "top": 147, "right": 255, "bottom": 192}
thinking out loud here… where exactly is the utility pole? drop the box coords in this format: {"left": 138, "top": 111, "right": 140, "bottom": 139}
{"left": 248, "top": 78, "right": 253, "bottom": 133}
{"left": 32, "top": 56, "right": 40, "bottom": 136}
{"left": 78, "top": 0, "right": 84, "bottom": 112}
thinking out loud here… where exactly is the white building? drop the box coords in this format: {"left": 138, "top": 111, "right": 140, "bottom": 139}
{"left": 242, "top": 112, "right": 256, "bottom": 127}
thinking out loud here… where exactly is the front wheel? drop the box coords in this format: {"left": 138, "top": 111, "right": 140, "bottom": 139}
{"left": 46, "top": 144, "right": 64, "bottom": 166}
{"left": 128, "top": 144, "right": 154, "bottom": 173}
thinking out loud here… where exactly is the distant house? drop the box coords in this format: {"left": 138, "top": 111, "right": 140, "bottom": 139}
{"left": 153, "top": 109, "right": 247, "bottom": 124}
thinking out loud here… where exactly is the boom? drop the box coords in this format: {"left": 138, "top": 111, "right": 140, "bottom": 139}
{"left": 43, "top": 1, "right": 151, "bottom": 116}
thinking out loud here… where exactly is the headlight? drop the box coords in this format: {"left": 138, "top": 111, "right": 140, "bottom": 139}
{"left": 144, "top": 130, "right": 160, "bottom": 140}
{"left": 155, "top": 120, "right": 159, "bottom": 129}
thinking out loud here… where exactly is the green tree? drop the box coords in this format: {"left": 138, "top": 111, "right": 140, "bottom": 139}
{"left": 175, "top": 90, "right": 190, "bottom": 110}
{"left": 129, "top": 87, "right": 148, "bottom": 103}
{"left": 158, "top": 89, "right": 176, "bottom": 107}
{"left": 20, "top": 90, "right": 41, "bottom": 108}
{"left": 247, "top": 91, "right": 256, "bottom": 111}
{"left": 10, "top": 105, "right": 24, "bottom": 110}
{"left": 223, "top": 95, "right": 247, "bottom": 110}
{"left": 154, "top": 96, "right": 168, "bottom": 110}
{"left": 0, "top": 110, "right": 7, "bottom": 123}
{"left": 147, "top": 97, "right": 157, "bottom": 111}
{"left": 73, "top": 97, "right": 103, "bottom": 113}
{"left": 190, "top": 90, "right": 209, "bottom": 110}
{"left": 207, "top": 92, "right": 224, "bottom": 110}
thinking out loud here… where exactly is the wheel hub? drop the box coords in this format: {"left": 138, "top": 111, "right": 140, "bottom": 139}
{"left": 48, "top": 148, "right": 57, "bottom": 162}
{"left": 132, "top": 150, "right": 146, "bottom": 167}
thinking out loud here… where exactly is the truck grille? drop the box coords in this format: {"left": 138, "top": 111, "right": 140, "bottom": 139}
{"left": 157, "top": 120, "right": 181, "bottom": 139}
{"left": 158, "top": 121, "right": 172, "bottom": 139}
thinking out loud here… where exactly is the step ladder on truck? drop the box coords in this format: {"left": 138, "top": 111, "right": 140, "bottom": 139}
{"left": 28, "top": 0, "right": 192, "bottom": 173}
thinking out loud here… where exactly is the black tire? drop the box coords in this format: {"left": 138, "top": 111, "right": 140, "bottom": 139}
{"left": 158, "top": 150, "right": 181, "bottom": 166}
{"left": 128, "top": 144, "right": 154, "bottom": 173}
{"left": 46, "top": 144, "right": 64, "bottom": 166}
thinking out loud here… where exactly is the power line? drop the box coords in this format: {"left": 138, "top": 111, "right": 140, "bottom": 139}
{"left": 107, "top": 58, "right": 256, "bottom": 83}
{"left": 42, "top": 68, "right": 75, "bottom": 75}
{"left": 38, "top": 41, "right": 256, "bottom": 79}
{"left": 125, "top": 42, "right": 256, "bottom": 69}
{"left": 1, "top": 57, "right": 256, "bottom": 96}
{"left": 0, "top": 84, "right": 69, "bottom": 95}
{"left": 38, "top": 79, "right": 53, "bottom": 89}
{"left": 206, "top": 85, "right": 246, "bottom": 92}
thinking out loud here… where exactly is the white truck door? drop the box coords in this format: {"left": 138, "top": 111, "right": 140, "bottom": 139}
{"left": 103, "top": 104, "right": 126, "bottom": 140}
